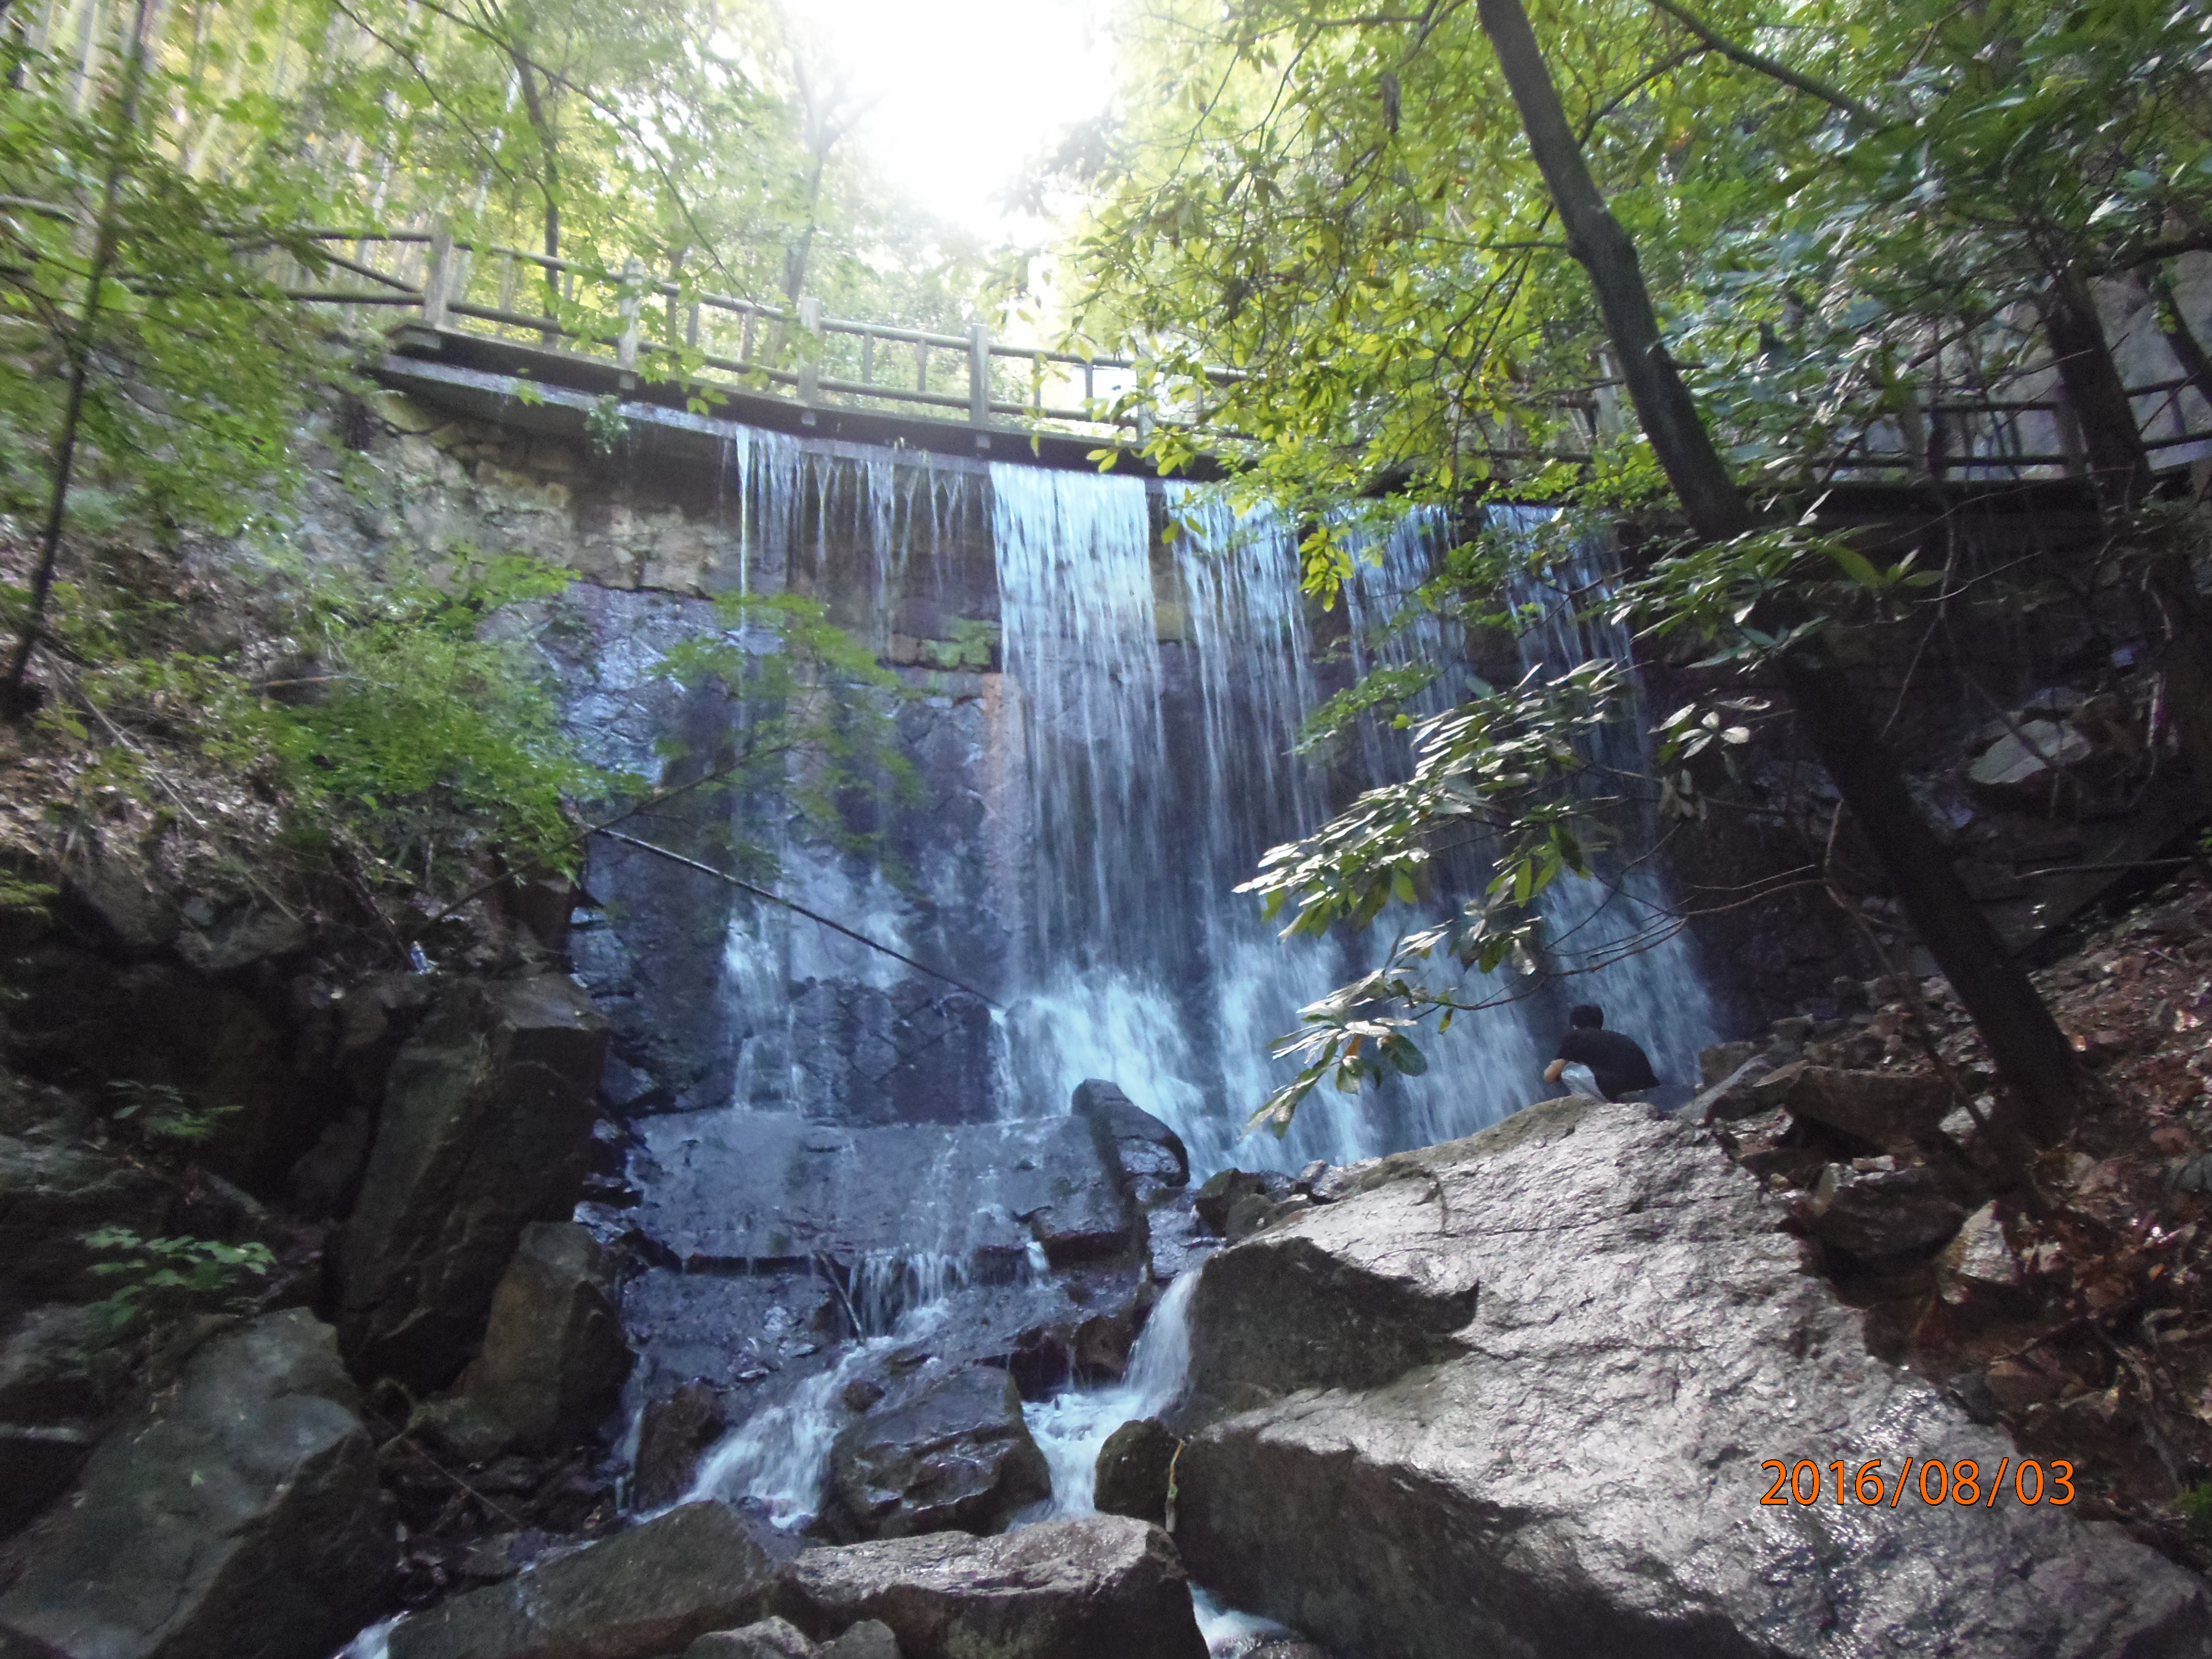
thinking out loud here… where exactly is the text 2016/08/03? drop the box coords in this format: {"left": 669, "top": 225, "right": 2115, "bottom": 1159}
{"left": 1760, "top": 1457, "right": 2075, "bottom": 1508}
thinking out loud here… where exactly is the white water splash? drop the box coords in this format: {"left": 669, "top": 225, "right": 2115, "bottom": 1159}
{"left": 330, "top": 1617, "right": 396, "bottom": 1659}
{"left": 1020, "top": 1270, "right": 1198, "bottom": 1518}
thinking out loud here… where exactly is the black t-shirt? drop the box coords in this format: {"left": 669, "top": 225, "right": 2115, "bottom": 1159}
{"left": 1556, "top": 1028, "right": 1660, "bottom": 1099}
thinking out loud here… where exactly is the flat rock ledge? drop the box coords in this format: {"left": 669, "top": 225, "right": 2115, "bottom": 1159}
{"left": 777, "top": 1515, "right": 1207, "bottom": 1659}
{"left": 1175, "top": 1096, "right": 2212, "bottom": 1659}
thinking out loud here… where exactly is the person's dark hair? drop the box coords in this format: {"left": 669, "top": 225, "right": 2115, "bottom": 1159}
{"left": 1568, "top": 1004, "right": 1605, "bottom": 1029}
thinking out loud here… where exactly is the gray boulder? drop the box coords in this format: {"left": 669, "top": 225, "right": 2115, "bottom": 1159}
{"left": 635, "top": 1380, "right": 731, "bottom": 1509}
{"left": 0, "top": 1309, "right": 392, "bottom": 1659}
{"left": 338, "top": 975, "right": 609, "bottom": 1391}
{"left": 1748, "top": 1062, "right": 1946, "bottom": 1147}
{"left": 1071, "top": 1080, "right": 1189, "bottom": 1196}
{"left": 819, "top": 1364, "right": 1050, "bottom": 1541}
{"left": 819, "top": 1623, "right": 899, "bottom": 1659}
{"left": 1172, "top": 1096, "right": 2212, "bottom": 1659}
{"left": 683, "top": 1618, "right": 816, "bottom": 1659}
{"left": 1687, "top": 1056, "right": 1774, "bottom": 1124}
{"left": 416, "top": 1223, "right": 633, "bottom": 1461}
{"left": 1094, "top": 1417, "right": 1178, "bottom": 1527}
{"left": 0, "top": 1303, "right": 128, "bottom": 1422}
{"left": 391, "top": 1501, "right": 791, "bottom": 1659}
{"left": 1804, "top": 1159, "right": 1970, "bottom": 1259}
{"left": 1191, "top": 1170, "right": 1276, "bottom": 1237}
{"left": 0, "top": 1134, "right": 171, "bottom": 1311}
{"left": 775, "top": 1515, "right": 1206, "bottom": 1659}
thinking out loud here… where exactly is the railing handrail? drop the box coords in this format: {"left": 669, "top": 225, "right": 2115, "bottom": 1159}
{"left": 277, "top": 221, "right": 2211, "bottom": 473}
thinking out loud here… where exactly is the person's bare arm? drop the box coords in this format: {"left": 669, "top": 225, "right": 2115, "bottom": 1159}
{"left": 1543, "top": 1059, "right": 1567, "bottom": 1083}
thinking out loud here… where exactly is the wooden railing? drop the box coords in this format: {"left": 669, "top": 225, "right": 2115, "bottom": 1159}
{"left": 287, "top": 221, "right": 2212, "bottom": 477}
{"left": 289, "top": 221, "right": 1235, "bottom": 442}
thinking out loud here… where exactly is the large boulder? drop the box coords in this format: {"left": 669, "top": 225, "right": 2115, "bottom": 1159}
{"left": 1172, "top": 1097, "right": 2212, "bottom": 1659}
{"left": 627, "top": 1111, "right": 1132, "bottom": 1275}
{"left": 416, "top": 1223, "right": 634, "bottom": 1461}
{"left": 0, "top": 1303, "right": 128, "bottom": 1423}
{"left": 1093, "top": 1417, "right": 1178, "bottom": 1527}
{"left": 1071, "top": 1080, "right": 1189, "bottom": 1198}
{"left": 1803, "top": 1159, "right": 1970, "bottom": 1259}
{"left": 683, "top": 1619, "right": 816, "bottom": 1659}
{"left": 774, "top": 1515, "right": 1207, "bottom": 1659}
{"left": 1747, "top": 1061, "right": 1946, "bottom": 1148}
{"left": 390, "top": 1501, "right": 790, "bottom": 1659}
{"left": 0, "top": 1134, "right": 171, "bottom": 1312}
{"left": 0, "top": 1309, "right": 392, "bottom": 1659}
{"left": 338, "top": 975, "right": 609, "bottom": 1391}
{"left": 818, "top": 1363, "right": 1051, "bottom": 1541}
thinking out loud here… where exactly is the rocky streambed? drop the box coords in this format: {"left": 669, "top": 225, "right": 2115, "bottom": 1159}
{"left": 5, "top": 891, "right": 2211, "bottom": 1658}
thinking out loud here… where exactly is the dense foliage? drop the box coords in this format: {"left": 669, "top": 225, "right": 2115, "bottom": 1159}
{"left": 0, "top": 0, "right": 999, "bottom": 923}
{"left": 1063, "top": 0, "right": 2212, "bottom": 1130}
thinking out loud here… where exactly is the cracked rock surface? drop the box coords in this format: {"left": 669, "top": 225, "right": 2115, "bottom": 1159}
{"left": 1174, "top": 1096, "right": 2212, "bottom": 1659}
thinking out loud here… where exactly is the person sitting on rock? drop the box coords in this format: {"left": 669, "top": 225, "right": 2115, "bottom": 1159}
{"left": 1542, "top": 1003, "right": 1660, "bottom": 1103}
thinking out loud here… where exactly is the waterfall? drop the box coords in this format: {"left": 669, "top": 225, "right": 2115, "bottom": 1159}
{"left": 1337, "top": 503, "right": 1716, "bottom": 1109}
{"left": 1494, "top": 505, "right": 1719, "bottom": 1097}
{"left": 577, "top": 435, "right": 1720, "bottom": 1539}
{"left": 1020, "top": 1270, "right": 1199, "bottom": 1518}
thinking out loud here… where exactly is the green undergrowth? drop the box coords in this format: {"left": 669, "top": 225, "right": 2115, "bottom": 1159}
{"left": 2, "top": 539, "right": 629, "bottom": 927}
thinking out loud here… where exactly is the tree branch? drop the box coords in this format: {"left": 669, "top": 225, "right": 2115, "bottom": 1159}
{"left": 1647, "top": 0, "right": 1880, "bottom": 127}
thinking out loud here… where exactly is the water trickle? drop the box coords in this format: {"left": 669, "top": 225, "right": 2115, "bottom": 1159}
{"left": 1020, "top": 1270, "right": 1199, "bottom": 1518}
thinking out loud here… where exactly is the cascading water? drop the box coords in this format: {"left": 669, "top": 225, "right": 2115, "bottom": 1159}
{"left": 1338, "top": 502, "right": 1716, "bottom": 1108}
{"left": 1020, "top": 1270, "right": 1199, "bottom": 1517}
{"left": 572, "top": 428, "right": 1717, "bottom": 1564}
{"left": 1493, "top": 505, "right": 1719, "bottom": 1096}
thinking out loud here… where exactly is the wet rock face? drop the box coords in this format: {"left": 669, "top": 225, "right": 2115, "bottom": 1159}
{"left": 628, "top": 1111, "right": 1132, "bottom": 1274}
{"left": 390, "top": 1501, "right": 792, "bottom": 1659}
{"left": 774, "top": 1514, "right": 1208, "bottom": 1659}
{"left": 415, "top": 1223, "right": 635, "bottom": 1461}
{"left": 1072, "top": 1080, "right": 1189, "bottom": 1198}
{"left": 1174, "top": 1097, "right": 2212, "bottom": 1659}
{"left": 0, "top": 1309, "right": 392, "bottom": 1659}
{"left": 0, "top": 1134, "right": 172, "bottom": 1312}
{"left": 634, "top": 1380, "right": 733, "bottom": 1510}
{"left": 818, "top": 1363, "right": 1051, "bottom": 1542}
{"left": 1093, "top": 1417, "right": 1178, "bottom": 1527}
{"left": 338, "top": 975, "right": 610, "bottom": 1392}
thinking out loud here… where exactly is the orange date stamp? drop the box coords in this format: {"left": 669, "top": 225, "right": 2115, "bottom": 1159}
{"left": 1760, "top": 1457, "right": 2075, "bottom": 1508}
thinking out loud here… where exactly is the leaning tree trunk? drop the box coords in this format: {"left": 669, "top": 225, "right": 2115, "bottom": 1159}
{"left": 1475, "top": 0, "right": 2084, "bottom": 1145}
{"left": 3, "top": 0, "right": 153, "bottom": 709}
{"left": 511, "top": 46, "right": 562, "bottom": 336}
{"left": 2040, "top": 263, "right": 2212, "bottom": 820}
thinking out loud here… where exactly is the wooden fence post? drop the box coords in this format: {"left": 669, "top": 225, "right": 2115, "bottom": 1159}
{"left": 969, "top": 325, "right": 990, "bottom": 429}
{"left": 617, "top": 255, "right": 643, "bottom": 372}
{"left": 421, "top": 217, "right": 453, "bottom": 329}
{"left": 796, "top": 297, "right": 822, "bottom": 409}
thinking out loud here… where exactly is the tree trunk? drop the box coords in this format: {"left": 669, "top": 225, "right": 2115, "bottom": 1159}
{"left": 1476, "top": 0, "right": 2084, "bottom": 1143}
{"left": 2041, "top": 265, "right": 2212, "bottom": 818}
{"left": 4, "top": 0, "right": 153, "bottom": 711}
{"left": 511, "top": 46, "right": 561, "bottom": 332}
